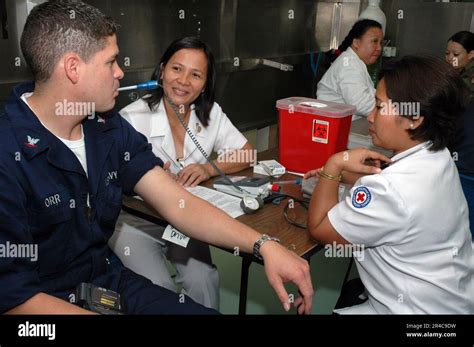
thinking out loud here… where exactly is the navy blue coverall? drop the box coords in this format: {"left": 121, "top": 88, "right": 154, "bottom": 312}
{"left": 0, "top": 82, "right": 215, "bottom": 314}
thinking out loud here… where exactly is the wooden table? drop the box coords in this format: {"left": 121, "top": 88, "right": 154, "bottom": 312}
{"left": 122, "top": 153, "right": 321, "bottom": 314}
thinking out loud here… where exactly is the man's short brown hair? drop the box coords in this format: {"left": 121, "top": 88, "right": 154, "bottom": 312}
{"left": 20, "top": 0, "right": 119, "bottom": 82}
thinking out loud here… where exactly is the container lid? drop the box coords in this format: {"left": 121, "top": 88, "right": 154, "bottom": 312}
{"left": 276, "top": 97, "right": 356, "bottom": 118}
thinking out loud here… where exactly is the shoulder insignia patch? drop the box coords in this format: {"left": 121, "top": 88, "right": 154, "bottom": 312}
{"left": 352, "top": 186, "right": 371, "bottom": 208}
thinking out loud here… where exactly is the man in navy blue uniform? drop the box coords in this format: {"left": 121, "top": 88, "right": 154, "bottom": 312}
{"left": 0, "top": 1, "right": 313, "bottom": 314}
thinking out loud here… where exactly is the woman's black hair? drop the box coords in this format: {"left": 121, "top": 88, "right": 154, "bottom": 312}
{"left": 379, "top": 55, "right": 469, "bottom": 151}
{"left": 448, "top": 31, "right": 474, "bottom": 53}
{"left": 339, "top": 19, "right": 382, "bottom": 53}
{"left": 314, "top": 19, "right": 383, "bottom": 95}
{"left": 328, "top": 19, "right": 382, "bottom": 64}
{"left": 144, "top": 36, "right": 216, "bottom": 127}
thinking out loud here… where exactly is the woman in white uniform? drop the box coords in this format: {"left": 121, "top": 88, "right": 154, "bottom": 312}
{"left": 306, "top": 55, "right": 473, "bottom": 314}
{"left": 317, "top": 19, "right": 383, "bottom": 119}
{"left": 109, "top": 37, "right": 254, "bottom": 310}
{"left": 445, "top": 31, "right": 474, "bottom": 244}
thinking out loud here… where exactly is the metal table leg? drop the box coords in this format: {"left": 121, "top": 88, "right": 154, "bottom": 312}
{"left": 238, "top": 257, "right": 252, "bottom": 315}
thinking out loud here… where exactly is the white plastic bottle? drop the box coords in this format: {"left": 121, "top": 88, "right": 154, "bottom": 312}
{"left": 358, "top": 0, "right": 386, "bottom": 34}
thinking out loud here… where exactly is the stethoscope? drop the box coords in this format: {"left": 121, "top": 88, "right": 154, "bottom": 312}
{"left": 380, "top": 141, "right": 433, "bottom": 170}
{"left": 118, "top": 80, "right": 264, "bottom": 214}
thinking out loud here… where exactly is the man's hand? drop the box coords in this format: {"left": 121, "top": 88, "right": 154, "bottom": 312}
{"left": 135, "top": 167, "right": 315, "bottom": 314}
{"left": 259, "top": 241, "right": 313, "bottom": 314}
{"left": 177, "top": 163, "right": 212, "bottom": 187}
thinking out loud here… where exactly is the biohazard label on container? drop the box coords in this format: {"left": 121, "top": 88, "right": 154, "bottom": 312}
{"left": 312, "top": 119, "right": 329, "bottom": 144}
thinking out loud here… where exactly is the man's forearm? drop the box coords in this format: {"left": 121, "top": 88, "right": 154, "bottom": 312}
{"left": 135, "top": 167, "right": 261, "bottom": 253}
{"left": 171, "top": 192, "right": 259, "bottom": 252}
{"left": 5, "top": 292, "right": 95, "bottom": 314}
{"left": 135, "top": 166, "right": 315, "bottom": 314}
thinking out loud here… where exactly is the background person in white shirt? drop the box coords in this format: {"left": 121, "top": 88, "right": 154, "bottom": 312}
{"left": 317, "top": 19, "right": 383, "bottom": 119}
{"left": 109, "top": 37, "right": 254, "bottom": 310}
{"left": 306, "top": 55, "right": 473, "bottom": 314}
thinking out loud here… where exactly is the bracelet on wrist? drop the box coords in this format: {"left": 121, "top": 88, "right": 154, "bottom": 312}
{"left": 318, "top": 166, "right": 342, "bottom": 182}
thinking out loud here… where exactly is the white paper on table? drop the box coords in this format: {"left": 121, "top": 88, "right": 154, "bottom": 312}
{"left": 186, "top": 185, "right": 244, "bottom": 218}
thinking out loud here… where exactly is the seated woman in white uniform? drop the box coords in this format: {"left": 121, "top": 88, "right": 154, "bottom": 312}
{"left": 317, "top": 19, "right": 383, "bottom": 119}
{"left": 109, "top": 37, "right": 254, "bottom": 310}
{"left": 306, "top": 55, "right": 473, "bottom": 314}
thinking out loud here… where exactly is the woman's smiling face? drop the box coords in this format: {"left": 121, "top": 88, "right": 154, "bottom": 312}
{"left": 161, "top": 48, "right": 208, "bottom": 109}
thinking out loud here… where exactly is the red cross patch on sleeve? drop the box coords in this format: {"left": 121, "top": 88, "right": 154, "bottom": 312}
{"left": 352, "top": 186, "right": 371, "bottom": 208}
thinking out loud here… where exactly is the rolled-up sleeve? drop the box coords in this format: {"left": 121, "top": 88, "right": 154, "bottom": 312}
{"left": 117, "top": 117, "right": 163, "bottom": 195}
{"left": 0, "top": 161, "right": 42, "bottom": 313}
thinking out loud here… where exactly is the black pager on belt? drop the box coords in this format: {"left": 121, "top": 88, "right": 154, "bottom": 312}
{"left": 76, "top": 282, "right": 125, "bottom": 315}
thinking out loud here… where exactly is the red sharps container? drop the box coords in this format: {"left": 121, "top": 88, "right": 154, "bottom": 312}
{"left": 277, "top": 97, "right": 356, "bottom": 173}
